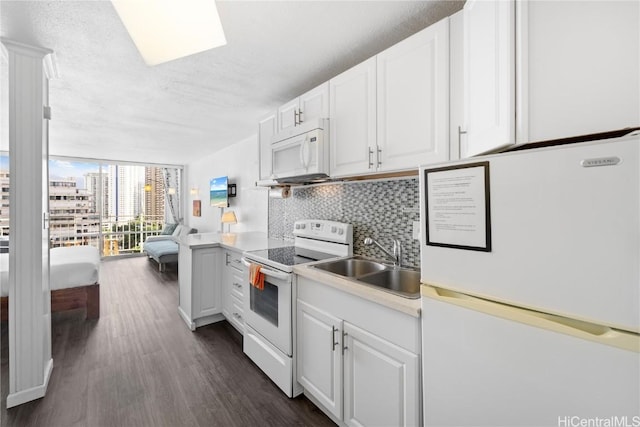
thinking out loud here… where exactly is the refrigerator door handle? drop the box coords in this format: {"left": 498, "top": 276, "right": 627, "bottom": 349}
{"left": 422, "top": 285, "right": 639, "bottom": 353}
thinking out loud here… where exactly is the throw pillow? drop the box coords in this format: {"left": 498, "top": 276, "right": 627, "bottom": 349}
{"left": 161, "top": 223, "right": 178, "bottom": 235}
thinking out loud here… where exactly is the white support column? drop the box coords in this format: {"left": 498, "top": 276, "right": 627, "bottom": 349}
{"left": 1, "top": 38, "right": 55, "bottom": 408}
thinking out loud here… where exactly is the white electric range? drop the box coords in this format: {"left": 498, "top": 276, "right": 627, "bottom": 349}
{"left": 241, "top": 219, "right": 353, "bottom": 397}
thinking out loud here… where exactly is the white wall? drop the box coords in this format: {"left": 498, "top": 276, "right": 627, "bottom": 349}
{"left": 184, "top": 134, "right": 268, "bottom": 233}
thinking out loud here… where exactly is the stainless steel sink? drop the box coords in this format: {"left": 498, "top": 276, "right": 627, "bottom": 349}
{"left": 357, "top": 269, "right": 421, "bottom": 299}
{"left": 310, "top": 257, "right": 421, "bottom": 299}
{"left": 311, "top": 258, "right": 386, "bottom": 277}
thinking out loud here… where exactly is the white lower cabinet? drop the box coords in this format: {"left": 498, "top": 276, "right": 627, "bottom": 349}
{"left": 297, "top": 300, "right": 343, "bottom": 419}
{"left": 343, "top": 323, "right": 420, "bottom": 427}
{"left": 296, "top": 276, "right": 421, "bottom": 426}
{"left": 178, "top": 245, "right": 224, "bottom": 330}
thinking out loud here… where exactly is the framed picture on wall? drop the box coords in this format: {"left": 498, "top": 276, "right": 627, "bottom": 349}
{"left": 193, "top": 200, "right": 201, "bottom": 217}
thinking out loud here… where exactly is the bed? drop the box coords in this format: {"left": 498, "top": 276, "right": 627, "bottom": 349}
{"left": 1, "top": 245, "right": 101, "bottom": 321}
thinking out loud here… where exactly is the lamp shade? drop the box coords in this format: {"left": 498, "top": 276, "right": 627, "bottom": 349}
{"left": 221, "top": 211, "right": 237, "bottom": 224}
{"left": 111, "top": 0, "right": 227, "bottom": 66}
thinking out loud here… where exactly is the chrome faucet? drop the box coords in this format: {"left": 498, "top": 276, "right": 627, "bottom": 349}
{"left": 363, "top": 237, "right": 402, "bottom": 266}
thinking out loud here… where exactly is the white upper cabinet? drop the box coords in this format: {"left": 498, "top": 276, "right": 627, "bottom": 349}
{"left": 523, "top": 0, "right": 639, "bottom": 142}
{"left": 377, "top": 18, "right": 450, "bottom": 171}
{"left": 459, "top": 0, "right": 639, "bottom": 158}
{"left": 299, "top": 84, "right": 330, "bottom": 124}
{"left": 258, "top": 112, "right": 276, "bottom": 180}
{"left": 277, "top": 98, "right": 299, "bottom": 134}
{"left": 277, "top": 82, "right": 330, "bottom": 134}
{"left": 329, "top": 57, "right": 377, "bottom": 178}
{"left": 330, "top": 21, "right": 450, "bottom": 178}
{"left": 463, "top": 0, "right": 515, "bottom": 157}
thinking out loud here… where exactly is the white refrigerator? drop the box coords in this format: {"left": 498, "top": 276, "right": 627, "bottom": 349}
{"left": 418, "top": 131, "right": 640, "bottom": 427}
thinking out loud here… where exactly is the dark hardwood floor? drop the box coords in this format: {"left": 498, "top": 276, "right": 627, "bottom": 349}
{"left": 1, "top": 257, "right": 334, "bottom": 427}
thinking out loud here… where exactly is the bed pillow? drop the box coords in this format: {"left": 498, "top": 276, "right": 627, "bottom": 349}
{"left": 161, "top": 223, "right": 178, "bottom": 235}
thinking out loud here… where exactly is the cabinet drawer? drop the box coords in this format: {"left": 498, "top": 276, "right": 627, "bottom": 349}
{"left": 229, "top": 270, "right": 244, "bottom": 299}
{"left": 228, "top": 294, "right": 245, "bottom": 333}
{"left": 225, "top": 251, "right": 245, "bottom": 273}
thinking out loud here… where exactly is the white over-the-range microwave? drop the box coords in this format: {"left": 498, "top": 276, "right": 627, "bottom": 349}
{"left": 264, "top": 118, "right": 330, "bottom": 185}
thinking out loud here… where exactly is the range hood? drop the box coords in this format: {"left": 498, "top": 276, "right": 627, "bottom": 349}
{"left": 255, "top": 173, "right": 331, "bottom": 187}
{"left": 276, "top": 173, "right": 331, "bottom": 185}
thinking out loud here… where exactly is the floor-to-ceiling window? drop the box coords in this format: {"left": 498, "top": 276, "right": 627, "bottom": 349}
{"left": 0, "top": 156, "right": 182, "bottom": 257}
{"left": 47, "top": 159, "right": 180, "bottom": 257}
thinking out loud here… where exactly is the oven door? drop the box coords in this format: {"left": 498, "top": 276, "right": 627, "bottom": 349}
{"left": 241, "top": 258, "right": 293, "bottom": 356}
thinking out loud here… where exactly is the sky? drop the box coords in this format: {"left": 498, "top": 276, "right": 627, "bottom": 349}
{"left": 1, "top": 155, "right": 101, "bottom": 187}
{"left": 48, "top": 159, "right": 100, "bottom": 180}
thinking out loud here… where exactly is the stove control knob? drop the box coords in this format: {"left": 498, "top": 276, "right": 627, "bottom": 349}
{"left": 338, "top": 229, "right": 344, "bottom": 235}
{"left": 300, "top": 224, "right": 306, "bottom": 229}
{"left": 331, "top": 226, "right": 337, "bottom": 233}
{"left": 295, "top": 224, "right": 300, "bottom": 229}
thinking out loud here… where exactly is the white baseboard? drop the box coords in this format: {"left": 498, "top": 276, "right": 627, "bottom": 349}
{"left": 177, "top": 306, "right": 196, "bottom": 331}
{"left": 7, "top": 358, "right": 53, "bottom": 408}
{"left": 194, "top": 313, "right": 225, "bottom": 329}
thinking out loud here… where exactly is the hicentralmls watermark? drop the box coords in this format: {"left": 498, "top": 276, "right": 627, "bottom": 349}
{"left": 558, "top": 416, "right": 640, "bottom": 427}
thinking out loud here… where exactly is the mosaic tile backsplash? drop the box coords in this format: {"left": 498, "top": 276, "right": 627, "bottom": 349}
{"left": 268, "top": 178, "right": 421, "bottom": 268}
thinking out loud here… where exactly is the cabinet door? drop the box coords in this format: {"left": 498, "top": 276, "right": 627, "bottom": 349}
{"left": 463, "top": 0, "right": 515, "bottom": 157}
{"left": 449, "top": 11, "right": 464, "bottom": 160}
{"left": 192, "top": 247, "right": 222, "bottom": 319}
{"left": 299, "top": 82, "right": 329, "bottom": 124}
{"left": 277, "top": 98, "right": 299, "bottom": 133}
{"left": 329, "top": 57, "right": 377, "bottom": 177}
{"left": 297, "top": 300, "right": 343, "bottom": 420}
{"left": 524, "top": 1, "right": 640, "bottom": 142}
{"left": 258, "top": 113, "right": 276, "bottom": 180}
{"left": 377, "top": 19, "right": 450, "bottom": 171}
{"left": 343, "top": 322, "right": 420, "bottom": 427}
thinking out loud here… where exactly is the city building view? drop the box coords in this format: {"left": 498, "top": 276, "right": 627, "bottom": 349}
{"left": 0, "top": 156, "right": 172, "bottom": 256}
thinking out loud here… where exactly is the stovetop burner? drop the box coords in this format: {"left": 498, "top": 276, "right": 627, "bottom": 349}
{"left": 262, "top": 246, "right": 310, "bottom": 267}
{"left": 246, "top": 246, "right": 337, "bottom": 268}
{"left": 243, "top": 220, "right": 353, "bottom": 273}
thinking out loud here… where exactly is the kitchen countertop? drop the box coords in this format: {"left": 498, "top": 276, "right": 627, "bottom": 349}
{"left": 177, "top": 231, "right": 291, "bottom": 253}
{"left": 294, "top": 261, "right": 422, "bottom": 318}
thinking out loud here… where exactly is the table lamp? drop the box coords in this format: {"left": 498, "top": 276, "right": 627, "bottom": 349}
{"left": 221, "top": 210, "right": 237, "bottom": 234}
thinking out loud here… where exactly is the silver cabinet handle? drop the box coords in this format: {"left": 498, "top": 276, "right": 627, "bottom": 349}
{"left": 233, "top": 282, "right": 242, "bottom": 289}
{"left": 225, "top": 253, "right": 231, "bottom": 265}
{"left": 368, "top": 147, "right": 374, "bottom": 169}
{"left": 458, "top": 125, "right": 467, "bottom": 158}
{"left": 332, "top": 326, "right": 339, "bottom": 351}
{"left": 342, "top": 331, "right": 348, "bottom": 354}
{"left": 298, "top": 109, "right": 304, "bottom": 124}
{"left": 377, "top": 147, "right": 382, "bottom": 167}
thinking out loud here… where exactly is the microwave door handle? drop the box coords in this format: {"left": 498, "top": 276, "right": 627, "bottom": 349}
{"left": 299, "top": 138, "right": 305, "bottom": 170}
{"left": 301, "top": 136, "right": 310, "bottom": 169}
{"left": 240, "top": 258, "right": 290, "bottom": 281}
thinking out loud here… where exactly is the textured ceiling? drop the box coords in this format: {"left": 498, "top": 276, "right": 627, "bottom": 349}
{"left": 1, "top": 0, "right": 464, "bottom": 165}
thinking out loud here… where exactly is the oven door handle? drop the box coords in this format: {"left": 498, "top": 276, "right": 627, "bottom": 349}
{"left": 241, "top": 258, "right": 291, "bottom": 281}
